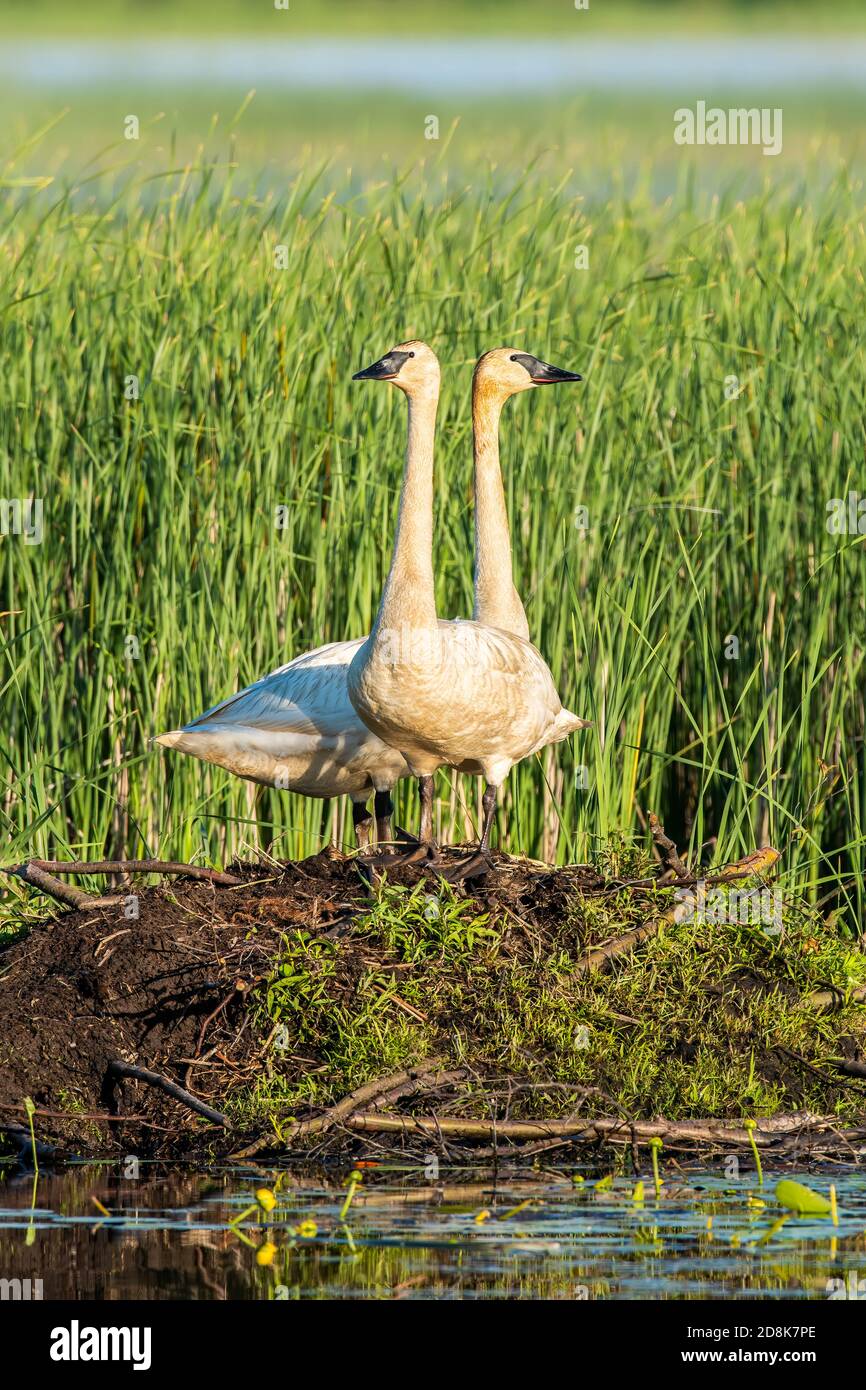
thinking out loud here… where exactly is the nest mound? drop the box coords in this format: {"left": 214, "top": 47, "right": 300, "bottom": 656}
{"left": 1, "top": 845, "right": 864, "bottom": 1162}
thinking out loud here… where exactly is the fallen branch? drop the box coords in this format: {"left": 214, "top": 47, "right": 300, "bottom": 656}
{"left": 0, "top": 1101, "right": 167, "bottom": 1129}
{"left": 800, "top": 983, "right": 866, "bottom": 1014}
{"left": 0, "top": 1121, "right": 58, "bottom": 1163}
{"left": 575, "top": 915, "right": 666, "bottom": 976}
{"left": 231, "top": 1058, "right": 450, "bottom": 1159}
{"left": 832, "top": 1058, "right": 866, "bottom": 1079}
{"left": 25, "top": 859, "right": 244, "bottom": 887}
{"left": 3, "top": 862, "right": 114, "bottom": 911}
{"left": 107, "top": 1059, "right": 229, "bottom": 1127}
{"left": 577, "top": 846, "right": 781, "bottom": 976}
{"left": 343, "top": 1110, "right": 840, "bottom": 1147}
{"left": 365, "top": 1068, "right": 468, "bottom": 1112}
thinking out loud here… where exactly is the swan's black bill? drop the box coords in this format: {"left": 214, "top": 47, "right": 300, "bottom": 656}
{"left": 511, "top": 353, "right": 582, "bottom": 384}
{"left": 353, "top": 349, "right": 412, "bottom": 381}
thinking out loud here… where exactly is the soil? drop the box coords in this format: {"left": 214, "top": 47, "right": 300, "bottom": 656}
{"left": 0, "top": 846, "right": 864, "bottom": 1163}
{"left": 0, "top": 847, "right": 601, "bottom": 1158}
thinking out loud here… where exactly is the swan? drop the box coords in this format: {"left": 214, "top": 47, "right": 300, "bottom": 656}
{"left": 155, "top": 638, "right": 410, "bottom": 847}
{"left": 471, "top": 347, "right": 582, "bottom": 640}
{"left": 347, "top": 341, "right": 589, "bottom": 866}
{"left": 155, "top": 340, "right": 581, "bottom": 853}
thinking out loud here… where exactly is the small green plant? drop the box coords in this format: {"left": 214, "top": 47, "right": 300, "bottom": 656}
{"left": 356, "top": 880, "right": 500, "bottom": 965}
{"left": 774, "top": 1179, "right": 832, "bottom": 1217}
{"left": 23, "top": 1096, "right": 38, "bottom": 1175}
{"left": 744, "top": 1118, "right": 764, "bottom": 1187}
{"left": 649, "top": 1138, "right": 663, "bottom": 1199}
{"left": 339, "top": 1170, "right": 362, "bottom": 1221}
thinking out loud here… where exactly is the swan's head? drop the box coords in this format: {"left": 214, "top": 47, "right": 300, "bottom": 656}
{"left": 352, "top": 340, "right": 439, "bottom": 399}
{"left": 474, "top": 348, "right": 582, "bottom": 400}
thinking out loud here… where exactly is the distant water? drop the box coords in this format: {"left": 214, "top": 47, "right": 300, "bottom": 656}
{"left": 1, "top": 37, "right": 866, "bottom": 94}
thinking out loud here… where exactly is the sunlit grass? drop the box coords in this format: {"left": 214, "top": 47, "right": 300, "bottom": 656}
{"left": 1, "top": 137, "right": 864, "bottom": 931}
{"left": 3, "top": 0, "right": 866, "bottom": 38}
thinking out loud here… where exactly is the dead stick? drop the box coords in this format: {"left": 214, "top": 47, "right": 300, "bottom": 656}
{"left": 575, "top": 916, "right": 665, "bottom": 976}
{"left": 800, "top": 983, "right": 866, "bottom": 1014}
{"left": 343, "top": 1110, "right": 834, "bottom": 1146}
{"left": 606, "top": 845, "right": 782, "bottom": 893}
{"left": 26, "top": 859, "right": 244, "bottom": 887}
{"left": 108, "top": 1059, "right": 229, "bottom": 1127}
{"left": 3, "top": 862, "right": 114, "bottom": 910}
{"left": 231, "top": 1058, "right": 449, "bottom": 1159}
{"left": 0, "top": 1101, "right": 167, "bottom": 1129}
{"left": 365, "top": 1069, "right": 468, "bottom": 1111}
{"left": 832, "top": 1059, "right": 866, "bottom": 1079}
{"left": 649, "top": 812, "right": 689, "bottom": 877}
{"left": 578, "top": 847, "right": 782, "bottom": 976}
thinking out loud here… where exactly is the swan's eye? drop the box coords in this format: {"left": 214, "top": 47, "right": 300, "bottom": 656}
{"left": 409, "top": 351, "right": 415, "bottom": 357}
{"left": 510, "top": 354, "right": 518, "bottom": 361}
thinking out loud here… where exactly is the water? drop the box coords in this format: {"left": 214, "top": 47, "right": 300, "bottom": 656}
{"left": 1, "top": 37, "right": 865, "bottom": 94}
{"left": 1, "top": 1163, "right": 864, "bottom": 1299}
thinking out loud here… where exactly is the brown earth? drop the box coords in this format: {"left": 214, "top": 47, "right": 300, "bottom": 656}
{"left": 0, "top": 847, "right": 604, "bottom": 1159}
{"left": 2, "top": 846, "right": 864, "bottom": 1165}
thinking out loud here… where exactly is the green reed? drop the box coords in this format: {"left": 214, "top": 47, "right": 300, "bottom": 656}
{"left": 1, "top": 148, "right": 864, "bottom": 930}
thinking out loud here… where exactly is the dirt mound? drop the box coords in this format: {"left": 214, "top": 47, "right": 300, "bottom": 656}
{"left": 0, "top": 848, "right": 598, "bottom": 1156}
{"left": 1, "top": 846, "right": 864, "bottom": 1161}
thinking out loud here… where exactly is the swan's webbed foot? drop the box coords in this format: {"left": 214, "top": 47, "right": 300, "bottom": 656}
{"left": 434, "top": 783, "right": 499, "bottom": 882}
{"left": 361, "top": 839, "right": 439, "bottom": 873}
{"left": 434, "top": 847, "right": 495, "bottom": 883}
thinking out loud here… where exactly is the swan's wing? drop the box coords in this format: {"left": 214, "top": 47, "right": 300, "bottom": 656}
{"left": 443, "top": 621, "right": 586, "bottom": 750}
{"left": 183, "top": 638, "right": 367, "bottom": 740}
{"left": 443, "top": 620, "right": 554, "bottom": 687}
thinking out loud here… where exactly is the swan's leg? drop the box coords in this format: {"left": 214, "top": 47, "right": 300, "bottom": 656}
{"left": 362, "top": 776, "right": 436, "bottom": 868}
{"left": 352, "top": 798, "right": 374, "bottom": 850}
{"left": 437, "top": 782, "right": 497, "bottom": 881}
{"left": 418, "top": 775, "right": 435, "bottom": 846}
{"left": 479, "top": 782, "right": 497, "bottom": 851}
{"left": 374, "top": 789, "right": 393, "bottom": 845}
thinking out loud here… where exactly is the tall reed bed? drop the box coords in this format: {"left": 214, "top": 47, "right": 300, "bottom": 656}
{"left": 1, "top": 154, "right": 864, "bottom": 930}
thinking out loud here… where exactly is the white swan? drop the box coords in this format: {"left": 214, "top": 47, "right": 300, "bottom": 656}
{"left": 155, "top": 340, "right": 581, "bottom": 851}
{"left": 471, "top": 347, "right": 582, "bottom": 640}
{"left": 347, "top": 341, "right": 589, "bottom": 862}
{"left": 155, "top": 638, "right": 409, "bottom": 846}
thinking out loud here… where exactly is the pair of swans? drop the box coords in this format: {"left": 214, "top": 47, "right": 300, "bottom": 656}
{"left": 158, "top": 343, "right": 588, "bottom": 867}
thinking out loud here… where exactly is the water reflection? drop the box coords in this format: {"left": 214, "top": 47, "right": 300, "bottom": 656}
{"left": 1, "top": 1163, "right": 864, "bottom": 1300}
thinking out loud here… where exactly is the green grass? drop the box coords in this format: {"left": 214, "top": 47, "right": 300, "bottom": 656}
{"left": 232, "top": 873, "right": 866, "bottom": 1127}
{"left": 3, "top": 0, "right": 866, "bottom": 39}
{"left": 1, "top": 128, "right": 865, "bottom": 933}
{"left": 3, "top": 93, "right": 863, "bottom": 185}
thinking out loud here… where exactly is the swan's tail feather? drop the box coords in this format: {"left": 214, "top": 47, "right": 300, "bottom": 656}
{"left": 154, "top": 730, "right": 186, "bottom": 749}
{"left": 556, "top": 708, "right": 592, "bottom": 739}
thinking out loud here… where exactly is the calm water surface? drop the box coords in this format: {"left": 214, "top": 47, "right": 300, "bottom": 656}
{"left": 2, "top": 38, "right": 866, "bottom": 93}
{"left": 1, "top": 1162, "right": 864, "bottom": 1300}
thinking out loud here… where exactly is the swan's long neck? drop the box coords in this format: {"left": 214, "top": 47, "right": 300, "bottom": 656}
{"left": 471, "top": 381, "right": 530, "bottom": 641}
{"left": 371, "top": 388, "right": 440, "bottom": 640}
